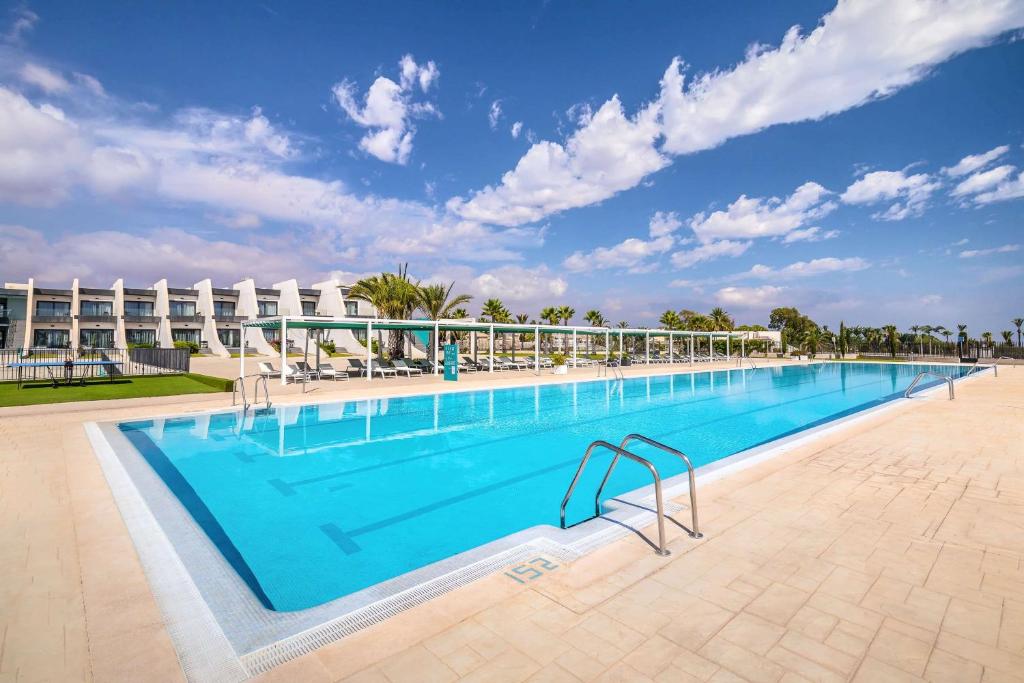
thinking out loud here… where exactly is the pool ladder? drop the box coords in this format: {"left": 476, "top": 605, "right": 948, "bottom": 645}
{"left": 560, "top": 434, "right": 701, "bottom": 556}
{"left": 904, "top": 371, "right": 955, "bottom": 400}
{"left": 233, "top": 374, "right": 272, "bottom": 411}
{"left": 597, "top": 361, "right": 624, "bottom": 380}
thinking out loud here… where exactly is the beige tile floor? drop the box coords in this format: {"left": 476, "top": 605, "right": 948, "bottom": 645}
{"left": 1, "top": 363, "right": 1021, "bottom": 682}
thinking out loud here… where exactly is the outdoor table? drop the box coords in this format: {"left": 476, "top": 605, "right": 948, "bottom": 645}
{"left": 7, "top": 360, "right": 122, "bottom": 388}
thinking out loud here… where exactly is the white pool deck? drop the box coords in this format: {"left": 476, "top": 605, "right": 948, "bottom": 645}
{"left": 1, "top": 360, "right": 1022, "bottom": 682}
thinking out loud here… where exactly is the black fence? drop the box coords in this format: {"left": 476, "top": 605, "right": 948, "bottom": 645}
{"left": 1, "top": 347, "right": 190, "bottom": 383}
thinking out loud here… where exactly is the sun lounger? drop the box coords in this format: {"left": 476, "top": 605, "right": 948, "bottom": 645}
{"left": 391, "top": 359, "right": 423, "bottom": 376}
{"left": 317, "top": 362, "right": 348, "bottom": 381}
{"left": 295, "top": 361, "right": 320, "bottom": 379}
{"left": 349, "top": 358, "right": 397, "bottom": 378}
{"left": 257, "top": 361, "right": 280, "bottom": 378}
{"left": 284, "top": 363, "right": 311, "bottom": 383}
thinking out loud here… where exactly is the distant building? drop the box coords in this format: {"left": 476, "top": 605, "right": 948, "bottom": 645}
{"left": 1, "top": 277, "right": 373, "bottom": 357}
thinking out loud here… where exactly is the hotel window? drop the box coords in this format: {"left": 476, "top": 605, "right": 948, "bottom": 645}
{"left": 169, "top": 301, "right": 197, "bottom": 317}
{"left": 80, "top": 301, "right": 113, "bottom": 316}
{"left": 345, "top": 301, "right": 359, "bottom": 316}
{"left": 0, "top": 297, "right": 7, "bottom": 317}
{"left": 258, "top": 300, "right": 278, "bottom": 317}
{"left": 35, "top": 300, "right": 71, "bottom": 316}
{"left": 213, "top": 301, "right": 236, "bottom": 317}
{"left": 302, "top": 301, "right": 316, "bottom": 316}
{"left": 126, "top": 329, "right": 156, "bottom": 346}
{"left": 172, "top": 329, "right": 200, "bottom": 344}
{"left": 217, "top": 329, "right": 241, "bottom": 347}
{"left": 262, "top": 328, "right": 281, "bottom": 343}
{"left": 124, "top": 301, "right": 154, "bottom": 316}
{"left": 33, "top": 329, "right": 69, "bottom": 348}
{"left": 80, "top": 329, "right": 114, "bottom": 348}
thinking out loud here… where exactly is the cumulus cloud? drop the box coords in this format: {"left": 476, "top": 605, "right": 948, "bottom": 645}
{"left": 450, "top": 1, "right": 1024, "bottom": 227}
{"left": 447, "top": 96, "right": 667, "bottom": 226}
{"left": 781, "top": 226, "right": 840, "bottom": 243}
{"left": 715, "top": 285, "right": 786, "bottom": 307}
{"left": 510, "top": 121, "right": 523, "bottom": 139}
{"left": 4, "top": 6, "right": 38, "bottom": 43}
{"left": 648, "top": 210, "right": 682, "bottom": 237}
{"left": 970, "top": 170, "right": 1024, "bottom": 204}
{"left": 689, "top": 181, "right": 835, "bottom": 241}
{"left": 473, "top": 264, "right": 568, "bottom": 302}
{"left": 959, "top": 244, "right": 1020, "bottom": 258}
{"left": 739, "top": 256, "right": 870, "bottom": 280}
{"left": 840, "top": 170, "right": 939, "bottom": 220}
{"left": 332, "top": 54, "right": 440, "bottom": 164}
{"left": 488, "top": 100, "right": 502, "bottom": 130}
{"left": 942, "top": 144, "right": 1009, "bottom": 176}
{"left": 951, "top": 164, "right": 1015, "bottom": 197}
{"left": 18, "top": 62, "right": 70, "bottom": 93}
{"left": 563, "top": 235, "right": 674, "bottom": 273}
{"left": 671, "top": 240, "right": 751, "bottom": 269}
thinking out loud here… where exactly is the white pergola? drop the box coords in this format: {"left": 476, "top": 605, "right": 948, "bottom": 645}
{"left": 240, "top": 316, "right": 751, "bottom": 384}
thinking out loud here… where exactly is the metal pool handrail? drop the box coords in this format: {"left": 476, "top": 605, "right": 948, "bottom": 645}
{"left": 904, "top": 371, "right": 954, "bottom": 400}
{"left": 560, "top": 440, "right": 670, "bottom": 556}
{"left": 736, "top": 356, "right": 758, "bottom": 370}
{"left": 597, "top": 361, "right": 624, "bottom": 380}
{"left": 232, "top": 374, "right": 272, "bottom": 411}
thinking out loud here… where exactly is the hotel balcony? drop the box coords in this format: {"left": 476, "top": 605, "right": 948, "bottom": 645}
{"left": 169, "top": 315, "right": 205, "bottom": 323}
{"left": 77, "top": 314, "right": 118, "bottom": 324}
{"left": 123, "top": 315, "right": 161, "bottom": 324}
{"left": 33, "top": 314, "right": 73, "bottom": 324}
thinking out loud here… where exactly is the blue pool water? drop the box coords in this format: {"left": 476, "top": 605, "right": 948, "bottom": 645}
{"left": 117, "top": 362, "right": 972, "bottom": 611}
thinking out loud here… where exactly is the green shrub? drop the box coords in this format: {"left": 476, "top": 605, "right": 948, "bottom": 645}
{"left": 184, "top": 373, "right": 234, "bottom": 391}
{"left": 174, "top": 340, "right": 200, "bottom": 354}
{"left": 550, "top": 352, "right": 567, "bottom": 366}
{"left": 319, "top": 339, "right": 337, "bottom": 354}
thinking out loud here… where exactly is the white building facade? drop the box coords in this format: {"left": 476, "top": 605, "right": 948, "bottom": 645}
{"left": 1, "top": 277, "right": 372, "bottom": 357}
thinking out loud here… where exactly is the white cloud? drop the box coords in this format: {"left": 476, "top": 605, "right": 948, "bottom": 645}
{"left": 840, "top": 170, "right": 939, "bottom": 220}
{"left": 472, "top": 265, "right": 568, "bottom": 302}
{"left": 660, "top": 2, "right": 1024, "bottom": 155}
{"left": 447, "top": 95, "right": 667, "bottom": 226}
{"left": 510, "top": 121, "right": 523, "bottom": 139}
{"left": 671, "top": 239, "right": 751, "bottom": 269}
{"left": 942, "top": 144, "right": 1009, "bottom": 176}
{"left": 18, "top": 62, "right": 70, "bottom": 93}
{"left": 715, "top": 285, "right": 786, "bottom": 307}
{"left": 781, "top": 226, "right": 840, "bottom": 243}
{"left": 740, "top": 256, "right": 870, "bottom": 280}
{"left": 689, "top": 182, "right": 835, "bottom": 241}
{"left": 488, "top": 100, "right": 502, "bottom": 130}
{"left": 648, "top": 210, "right": 682, "bottom": 237}
{"left": 332, "top": 54, "right": 440, "bottom": 165}
{"left": 972, "top": 170, "right": 1024, "bottom": 204}
{"left": 959, "top": 244, "right": 1020, "bottom": 258}
{"left": 563, "top": 235, "right": 674, "bottom": 273}
{"left": 951, "top": 164, "right": 1015, "bottom": 197}
{"left": 4, "top": 7, "right": 38, "bottom": 43}
{"left": 919, "top": 294, "right": 943, "bottom": 305}
{"left": 450, "top": 1, "right": 1024, "bottom": 227}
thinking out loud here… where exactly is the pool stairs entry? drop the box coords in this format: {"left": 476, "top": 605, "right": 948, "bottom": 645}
{"left": 559, "top": 433, "right": 701, "bottom": 556}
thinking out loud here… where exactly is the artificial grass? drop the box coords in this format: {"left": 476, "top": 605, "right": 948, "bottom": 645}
{"left": 0, "top": 372, "right": 231, "bottom": 407}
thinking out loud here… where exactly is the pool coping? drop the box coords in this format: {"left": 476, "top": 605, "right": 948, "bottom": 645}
{"left": 83, "top": 361, "right": 989, "bottom": 681}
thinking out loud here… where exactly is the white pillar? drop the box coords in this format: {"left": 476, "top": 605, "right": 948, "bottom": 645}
{"left": 727, "top": 334, "right": 731, "bottom": 359}
{"left": 708, "top": 333, "right": 712, "bottom": 361}
{"left": 534, "top": 325, "right": 540, "bottom": 375}
{"left": 366, "top": 321, "right": 372, "bottom": 382}
{"left": 741, "top": 336, "right": 745, "bottom": 359}
{"left": 619, "top": 330, "right": 623, "bottom": 357}
{"left": 669, "top": 332, "right": 674, "bottom": 364}
{"left": 645, "top": 331, "right": 650, "bottom": 365}
{"left": 279, "top": 317, "right": 288, "bottom": 386}
{"left": 470, "top": 327, "right": 476, "bottom": 360}
{"left": 489, "top": 325, "right": 494, "bottom": 373}
{"left": 605, "top": 331, "right": 609, "bottom": 362}
{"left": 239, "top": 321, "right": 245, "bottom": 379}
{"left": 572, "top": 329, "right": 577, "bottom": 367}
{"left": 433, "top": 321, "right": 439, "bottom": 374}
{"left": 689, "top": 334, "right": 694, "bottom": 364}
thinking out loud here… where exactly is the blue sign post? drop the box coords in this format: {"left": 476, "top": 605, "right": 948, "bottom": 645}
{"left": 443, "top": 344, "right": 459, "bottom": 381}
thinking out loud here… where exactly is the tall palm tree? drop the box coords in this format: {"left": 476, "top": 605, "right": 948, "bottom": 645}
{"left": 982, "top": 331, "right": 993, "bottom": 348}
{"left": 1013, "top": 318, "right": 1024, "bottom": 347}
{"left": 480, "top": 298, "right": 508, "bottom": 322}
{"left": 909, "top": 325, "right": 921, "bottom": 356}
{"left": 708, "top": 307, "right": 734, "bottom": 330}
{"left": 1002, "top": 330, "right": 1014, "bottom": 346}
{"left": 883, "top": 324, "right": 899, "bottom": 358}
{"left": 659, "top": 310, "right": 682, "bottom": 330}
{"left": 957, "top": 323, "right": 968, "bottom": 355}
{"left": 920, "top": 325, "right": 934, "bottom": 355}
{"left": 539, "top": 307, "right": 560, "bottom": 351}
{"left": 556, "top": 305, "right": 575, "bottom": 325}
{"left": 417, "top": 282, "right": 472, "bottom": 320}
{"left": 348, "top": 264, "right": 420, "bottom": 358}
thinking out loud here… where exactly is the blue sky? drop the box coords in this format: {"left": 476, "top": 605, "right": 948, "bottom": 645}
{"left": 1, "top": 1, "right": 1023, "bottom": 334}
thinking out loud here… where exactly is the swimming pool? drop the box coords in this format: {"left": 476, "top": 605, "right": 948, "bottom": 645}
{"left": 115, "top": 361, "right": 972, "bottom": 612}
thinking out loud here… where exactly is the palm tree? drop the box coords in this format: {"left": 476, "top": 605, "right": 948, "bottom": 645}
{"left": 480, "top": 298, "right": 508, "bottom": 322}
{"left": 617, "top": 321, "right": 629, "bottom": 328}
{"left": 1002, "top": 330, "right": 1014, "bottom": 346}
{"left": 708, "top": 307, "right": 734, "bottom": 330}
{"left": 417, "top": 282, "right": 472, "bottom": 320}
{"left": 539, "top": 307, "right": 560, "bottom": 351}
{"left": 348, "top": 264, "right": 420, "bottom": 358}
{"left": 1013, "top": 318, "right": 1024, "bottom": 347}
{"left": 957, "top": 323, "right": 968, "bottom": 355}
{"left": 909, "top": 325, "right": 921, "bottom": 356}
{"left": 982, "top": 331, "right": 993, "bottom": 348}
{"left": 920, "top": 325, "right": 934, "bottom": 355}
{"left": 659, "top": 310, "right": 682, "bottom": 330}
{"left": 883, "top": 324, "right": 899, "bottom": 358}
{"left": 556, "top": 305, "right": 575, "bottom": 325}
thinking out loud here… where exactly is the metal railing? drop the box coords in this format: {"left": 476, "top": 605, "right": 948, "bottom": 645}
{"left": 1, "top": 347, "right": 189, "bottom": 382}
{"left": 736, "top": 356, "right": 758, "bottom": 370}
{"left": 599, "top": 434, "right": 701, "bottom": 539}
{"left": 560, "top": 440, "right": 671, "bottom": 556}
{"left": 597, "top": 360, "right": 624, "bottom": 380}
{"left": 232, "top": 374, "right": 272, "bottom": 411}
{"left": 966, "top": 363, "right": 997, "bottom": 378}
{"left": 904, "top": 371, "right": 955, "bottom": 400}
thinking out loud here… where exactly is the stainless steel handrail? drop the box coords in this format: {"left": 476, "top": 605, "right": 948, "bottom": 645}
{"left": 559, "top": 440, "right": 670, "bottom": 556}
{"left": 233, "top": 374, "right": 272, "bottom": 410}
{"left": 967, "top": 362, "right": 997, "bottom": 378}
{"left": 904, "top": 371, "right": 954, "bottom": 400}
{"left": 597, "top": 361, "right": 624, "bottom": 380}
{"left": 597, "top": 434, "right": 702, "bottom": 539}
{"left": 736, "top": 356, "right": 758, "bottom": 370}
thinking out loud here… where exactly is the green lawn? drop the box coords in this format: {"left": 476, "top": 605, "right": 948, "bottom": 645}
{"left": 0, "top": 373, "right": 233, "bottom": 407}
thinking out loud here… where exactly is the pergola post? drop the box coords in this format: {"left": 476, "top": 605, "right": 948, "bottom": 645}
{"left": 433, "top": 321, "right": 439, "bottom": 374}
{"left": 470, "top": 327, "right": 476, "bottom": 362}
{"left": 689, "top": 333, "right": 694, "bottom": 364}
{"left": 645, "top": 331, "right": 650, "bottom": 365}
{"left": 741, "top": 336, "right": 745, "bottom": 359}
{"left": 618, "top": 330, "right": 623, "bottom": 358}
{"left": 708, "top": 333, "right": 713, "bottom": 361}
{"left": 605, "top": 331, "right": 609, "bottom": 363}
{"left": 366, "top": 320, "right": 372, "bottom": 382}
{"left": 572, "top": 329, "right": 578, "bottom": 368}
{"left": 727, "top": 334, "right": 731, "bottom": 359}
{"left": 488, "top": 325, "right": 494, "bottom": 373}
{"left": 239, "top": 321, "right": 245, "bottom": 380}
{"left": 669, "top": 332, "right": 674, "bottom": 364}
{"left": 280, "top": 316, "right": 288, "bottom": 386}
{"left": 534, "top": 325, "right": 540, "bottom": 375}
